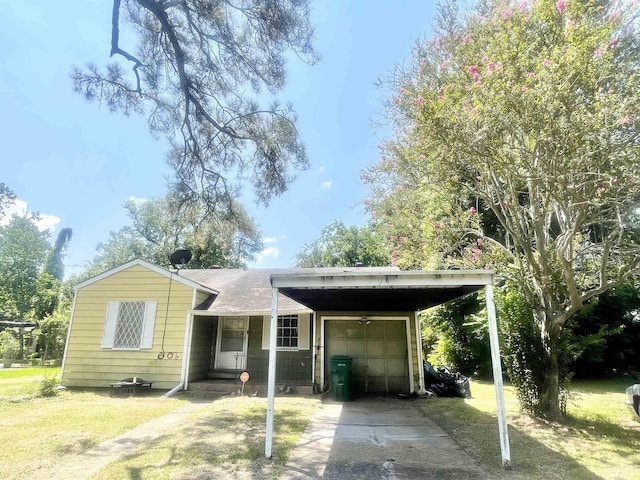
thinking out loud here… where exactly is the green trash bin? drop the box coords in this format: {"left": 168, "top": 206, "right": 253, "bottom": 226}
{"left": 330, "top": 355, "right": 353, "bottom": 401}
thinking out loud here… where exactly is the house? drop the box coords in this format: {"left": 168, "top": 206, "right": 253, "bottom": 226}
{"left": 61, "top": 259, "right": 492, "bottom": 397}
{"left": 61, "top": 258, "right": 511, "bottom": 467}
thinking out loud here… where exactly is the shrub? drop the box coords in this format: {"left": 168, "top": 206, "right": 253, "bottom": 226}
{"left": 37, "top": 377, "right": 59, "bottom": 398}
{"left": 0, "top": 330, "right": 20, "bottom": 365}
{"left": 421, "top": 293, "right": 491, "bottom": 378}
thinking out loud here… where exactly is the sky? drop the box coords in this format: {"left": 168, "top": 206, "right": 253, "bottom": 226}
{"left": 0, "top": 1, "right": 438, "bottom": 276}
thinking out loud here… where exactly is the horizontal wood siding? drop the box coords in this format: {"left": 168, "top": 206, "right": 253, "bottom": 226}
{"left": 246, "top": 316, "right": 312, "bottom": 384}
{"left": 63, "top": 265, "right": 195, "bottom": 389}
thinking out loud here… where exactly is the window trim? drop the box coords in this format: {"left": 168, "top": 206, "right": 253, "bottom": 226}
{"left": 102, "top": 301, "right": 157, "bottom": 350}
{"left": 261, "top": 313, "right": 310, "bottom": 351}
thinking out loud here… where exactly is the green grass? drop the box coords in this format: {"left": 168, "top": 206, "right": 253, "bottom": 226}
{"left": 0, "top": 384, "right": 189, "bottom": 480}
{"left": 417, "top": 378, "right": 640, "bottom": 480}
{"left": 92, "top": 396, "right": 319, "bottom": 480}
{"left": 0, "top": 366, "right": 62, "bottom": 398}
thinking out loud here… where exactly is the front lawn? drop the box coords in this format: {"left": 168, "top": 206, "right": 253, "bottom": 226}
{"left": 93, "top": 396, "right": 319, "bottom": 480}
{"left": 0, "top": 368, "right": 318, "bottom": 479}
{"left": 418, "top": 378, "right": 640, "bottom": 480}
{"left": 0, "top": 366, "right": 62, "bottom": 398}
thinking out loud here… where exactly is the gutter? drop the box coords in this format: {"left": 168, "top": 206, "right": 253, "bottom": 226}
{"left": 165, "top": 292, "right": 197, "bottom": 397}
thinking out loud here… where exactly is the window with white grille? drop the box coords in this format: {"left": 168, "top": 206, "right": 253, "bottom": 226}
{"left": 277, "top": 315, "right": 298, "bottom": 348}
{"left": 102, "top": 301, "right": 157, "bottom": 350}
{"left": 113, "top": 301, "right": 146, "bottom": 348}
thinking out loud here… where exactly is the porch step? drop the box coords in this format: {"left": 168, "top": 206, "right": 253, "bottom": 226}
{"left": 188, "top": 379, "right": 314, "bottom": 396}
{"left": 209, "top": 372, "right": 238, "bottom": 380}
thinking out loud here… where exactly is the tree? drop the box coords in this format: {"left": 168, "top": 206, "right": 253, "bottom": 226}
{"left": 0, "top": 183, "right": 16, "bottom": 219}
{"left": 37, "top": 228, "right": 73, "bottom": 319}
{"left": 72, "top": 0, "right": 317, "bottom": 208}
{"left": 0, "top": 216, "right": 51, "bottom": 319}
{"left": 294, "top": 221, "right": 390, "bottom": 268}
{"left": 82, "top": 193, "right": 263, "bottom": 277}
{"left": 367, "top": 0, "right": 640, "bottom": 417}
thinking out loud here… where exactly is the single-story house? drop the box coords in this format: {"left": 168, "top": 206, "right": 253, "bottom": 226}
{"left": 60, "top": 258, "right": 488, "bottom": 396}
{"left": 61, "top": 258, "right": 511, "bottom": 467}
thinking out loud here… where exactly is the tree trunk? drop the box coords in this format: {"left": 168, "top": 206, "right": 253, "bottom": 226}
{"left": 538, "top": 314, "right": 562, "bottom": 418}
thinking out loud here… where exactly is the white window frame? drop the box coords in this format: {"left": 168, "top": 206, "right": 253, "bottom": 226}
{"left": 102, "top": 301, "right": 157, "bottom": 350}
{"left": 262, "top": 313, "right": 310, "bottom": 351}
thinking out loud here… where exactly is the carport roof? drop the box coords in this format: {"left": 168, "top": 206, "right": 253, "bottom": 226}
{"left": 270, "top": 269, "right": 494, "bottom": 312}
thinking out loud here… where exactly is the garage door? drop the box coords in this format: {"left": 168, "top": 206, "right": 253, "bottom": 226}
{"left": 325, "top": 319, "right": 409, "bottom": 395}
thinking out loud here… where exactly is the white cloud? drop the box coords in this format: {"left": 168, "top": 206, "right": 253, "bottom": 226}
{"left": 263, "top": 236, "right": 278, "bottom": 243}
{"left": 321, "top": 180, "right": 333, "bottom": 190}
{"left": 0, "top": 199, "right": 60, "bottom": 232}
{"left": 256, "top": 246, "right": 280, "bottom": 264}
{"left": 318, "top": 166, "right": 325, "bottom": 173}
{"left": 128, "top": 196, "right": 147, "bottom": 204}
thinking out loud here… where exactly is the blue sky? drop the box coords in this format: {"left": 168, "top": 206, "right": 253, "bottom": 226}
{"left": 0, "top": 1, "right": 437, "bottom": 275}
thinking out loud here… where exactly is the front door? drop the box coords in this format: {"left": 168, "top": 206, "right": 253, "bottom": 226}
{"left": 215, "top": 316, "right": 248, "bottom": 370}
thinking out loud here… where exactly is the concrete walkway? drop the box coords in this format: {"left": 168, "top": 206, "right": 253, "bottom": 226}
{"left": 280, "top": 398, "right": 487, "bottom": 479}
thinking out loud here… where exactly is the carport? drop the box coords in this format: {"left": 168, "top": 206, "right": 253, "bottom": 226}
{"left": 264, "top": 269, "right": 511, "bottom": 468}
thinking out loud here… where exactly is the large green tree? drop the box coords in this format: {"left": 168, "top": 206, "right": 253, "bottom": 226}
{"left": 294, "top": 221, "right": 390, "bottom": 268}
{"left": 72, "top": 0, "right": 317, "bottom": 208}
{"left": 367, "top": 0, "right": 640, "bottom": 417}
{"left": 0, "top": 216, "right": 51, "bottom": 319}
{"left": 83, "top": 193, "right": 263, "bottom": 277}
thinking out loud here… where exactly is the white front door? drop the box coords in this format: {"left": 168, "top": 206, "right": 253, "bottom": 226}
{"left": 215, "top": 316, "right": 248, "bottom": 370}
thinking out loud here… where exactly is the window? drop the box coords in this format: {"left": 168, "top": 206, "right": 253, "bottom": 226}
{"left": 261, "top": 313, "right": 310, "bottom": 350}
{"left": 277, "top": 315, "right": 298, "bottom": 348}
{"left": 102, "top": 301, "right": 157, "bottom": 350}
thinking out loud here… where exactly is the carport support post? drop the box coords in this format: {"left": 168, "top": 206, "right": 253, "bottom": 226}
{"left": 265, "top": 286, "right": 279, "bottom": 459}
{"left": 486, "top": 284, "right": 512, "bottom": 469}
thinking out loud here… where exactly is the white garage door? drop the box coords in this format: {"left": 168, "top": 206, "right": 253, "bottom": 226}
{"left": 325, "top": 319, "right": 409, "bottom": 395}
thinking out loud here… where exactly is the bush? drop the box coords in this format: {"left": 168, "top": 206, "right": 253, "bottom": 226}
{"left": 421, "top": 293, "right": 491, "bottom": 378}
{"left": 0, "top": 330, "right": 20, "bottom": 365}
{"left": 37, "top": 376, "right": 60, "bottom": 397}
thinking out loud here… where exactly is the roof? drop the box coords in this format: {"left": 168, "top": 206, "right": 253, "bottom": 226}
{"left": 271, "top": 269, "right": 494, "bottom": 311}
{"left": 75, "top": 260, "right": 494, "bottom": 314}
{"left": 179, "top": 267, "right": 400, "bottom": 315}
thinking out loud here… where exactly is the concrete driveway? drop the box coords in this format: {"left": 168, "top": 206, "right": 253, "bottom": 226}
{"left": 281, "top": 397, "right": 487, "bottom": 479}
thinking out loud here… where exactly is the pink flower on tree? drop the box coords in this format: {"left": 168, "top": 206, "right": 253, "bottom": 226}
{"left": 556, "top": 0, "right": 567, "bottom": 13}
{"left": 434, "top": 224, "right": 442, "bottom": 230}
{"left": 469, "top": 207, "right": 477, "bottom": 213}
{"left": 542, "top": 58, "right": 552, "bottom": 67}
{"left": 468, "top": 65, "right": 481, "bottom": 79}
{"left": 416, "top": 96, "right": 426, "bottom": 105}
{"left": 621, "top": 115, "right": 631, "bottom": 124}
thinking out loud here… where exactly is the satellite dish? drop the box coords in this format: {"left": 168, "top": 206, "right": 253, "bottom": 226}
{"left": 170, "top": 249, "right": 192, "bottom": 269}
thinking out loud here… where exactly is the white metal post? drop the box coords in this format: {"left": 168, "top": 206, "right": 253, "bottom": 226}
{"left": 265, "top": 286, "right": 279, "bottom": 459}
{"left": 486, "top": 284, "right": 512, "bottom": 469}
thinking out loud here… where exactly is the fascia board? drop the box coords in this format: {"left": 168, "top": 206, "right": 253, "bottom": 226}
{"left": 74, "top": 258, "right": 219, "bottom": 295}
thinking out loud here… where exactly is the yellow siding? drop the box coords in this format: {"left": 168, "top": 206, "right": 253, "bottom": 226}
{"left": 63, "top": 264, "right": 196, "bottom": 390}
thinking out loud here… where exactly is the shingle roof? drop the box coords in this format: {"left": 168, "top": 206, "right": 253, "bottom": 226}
{"left": 178, "top": 267, "right": 401, "bottom": 314}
